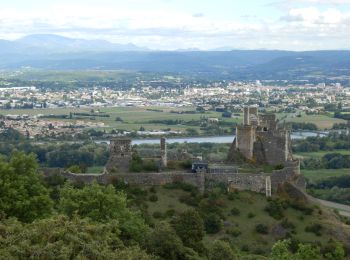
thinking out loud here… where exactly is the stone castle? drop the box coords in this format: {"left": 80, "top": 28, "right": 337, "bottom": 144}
{"left": 43, "top": 107, "right": 305, "bottom": 196}
{"left": 227, "top": 106, "right": 292, "bottom": 165}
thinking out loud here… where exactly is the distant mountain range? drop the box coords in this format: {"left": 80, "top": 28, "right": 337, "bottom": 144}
{"left": 1, "top": 34, "right": 350, "bottom": 82}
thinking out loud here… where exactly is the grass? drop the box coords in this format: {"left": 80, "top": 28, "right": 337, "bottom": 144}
{"left": 0, "top": 106, "right": 241, "bottom": 133}
{"left": 296, "top": 150, "right": 350, "bottom": 158}
{"left": 282, "top": 114, "right": 346, "bottom": 130}
{"left": 86, "top": 166, "right": 104, "bottom": 173}
{"left": 303, "top": 168, "right": 350, "bottom": 182}
{"left": 145, "top": 187, "right": 335, "bottom": 254}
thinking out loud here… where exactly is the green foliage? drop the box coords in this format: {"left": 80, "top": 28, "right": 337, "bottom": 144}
{"left": 173, "top": 209, "right": 204, "bottom": 249}
{"left": 209, "top": 240, "right": 236, "bottom": 260}
{"left": 255, "top": 224, "right": 269, "bottom": 234}
{"left": 305, "top": 223, "right": 323, "bottom": 236}
{"left": 0, "top": 152, "right": 53, "bottom": 222}
{"left": 0, "top": 215, "right": 152, "bottom": 259}
{"left": 149, "top": 194, "right": 158, "bottom": 202}
{"left": 67, "top": 164, "right": 83, "bottom": 173}
{"left": 265, "top": 198, "right": 288, "bottom": 220}
{"left": 58, "top": 182, "right": 149, "bottom": 243}
{"left": 145, "top": 222, "right": 188, "bottom": 260}
{"left": 204, "top": 213, "right": 223, "bottom": 234}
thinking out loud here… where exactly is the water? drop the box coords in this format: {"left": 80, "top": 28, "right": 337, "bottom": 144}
{"left": 97, "top": 131, "right": 326, "bottom": 145}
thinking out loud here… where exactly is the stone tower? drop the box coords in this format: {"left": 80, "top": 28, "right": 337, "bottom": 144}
{"left": 105, "top": 138, "right": 132, "bottom": 173}
{"left": 227, "top": 106, "right": 292, "bottom": 166}
{"left": 160, "top": 137, "right": 167, "bottom": 167}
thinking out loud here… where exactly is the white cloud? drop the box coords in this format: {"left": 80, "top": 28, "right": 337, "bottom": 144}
{"left": 0, "top": 3, "right": 350, "bottom": 50}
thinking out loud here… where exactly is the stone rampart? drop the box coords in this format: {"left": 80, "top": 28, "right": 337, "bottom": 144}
{"left": 41, "top": 160, "right": 303, "bottom": 195}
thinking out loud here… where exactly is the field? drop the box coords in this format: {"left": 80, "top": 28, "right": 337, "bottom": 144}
{"left": 281, "top": 113, "right": 346, "bottom": 130}
{"left": 0, "top": 106, "right": 242, "bottom": 133}
{"left": 302, "top": 169, "right": 350, "bottom": 182}
{"left": 296, "top": 150, "right": 350, "bottom": 158}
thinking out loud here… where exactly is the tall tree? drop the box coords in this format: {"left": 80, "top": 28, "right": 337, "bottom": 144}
{"left": 0, "top": 152, "right": 52, "bottom": 222}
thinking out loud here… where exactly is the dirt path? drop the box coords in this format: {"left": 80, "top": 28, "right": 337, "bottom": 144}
{"left": 317, "top": 199, "right": 350, "bottom": 218}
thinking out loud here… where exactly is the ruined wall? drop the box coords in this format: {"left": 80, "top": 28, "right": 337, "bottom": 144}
{"left": 41, "top": 160, "right": 303, "bottom": 195}
{"left": 106, "top": 138, "right": 132, "bottom": 173}
{"left": 259, "top": 114, "right": 277, "bottom": 130}
{"left": 254, "top": 130, "right": 291, "bottom": 166}
{"left": 236, "top": 125, "right": 255, "bottom": 160}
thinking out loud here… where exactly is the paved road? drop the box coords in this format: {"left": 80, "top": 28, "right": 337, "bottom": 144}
{"left": 317, "top": 199, "right": 350, "bottom": 218}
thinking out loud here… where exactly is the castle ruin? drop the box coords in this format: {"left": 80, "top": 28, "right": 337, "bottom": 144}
{"left": 227, "top": 106, "right": 293, "bottom": 165}
{"left": 105, "top": 138, "right": 132, "bottom": 173}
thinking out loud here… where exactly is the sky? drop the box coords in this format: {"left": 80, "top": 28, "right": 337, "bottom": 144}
{"left": 1, "top": 0, "right": 350, "bottom": 50}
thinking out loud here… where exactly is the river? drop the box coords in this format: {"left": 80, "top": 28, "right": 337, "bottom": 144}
{"left": 96, "top": 131, "right": 327, "bottom": 145}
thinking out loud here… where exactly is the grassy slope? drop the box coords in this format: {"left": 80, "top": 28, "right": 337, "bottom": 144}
{"left": 144, "top": 187, "right": 340, "bottom": 254}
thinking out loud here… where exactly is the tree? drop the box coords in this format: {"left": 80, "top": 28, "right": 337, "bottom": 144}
{"left": 58, "top": 182, "right": 148, "bottom": 243}
{"left": 145, "top": 222, "right": 187, "bottom": 260}
{"left": 0, "top": 215, "right": 152, "bottom": 259}
{"left": 0, "top": 152, "right": 53, "bottom": 222}
{"left": 173, "top": 209, "right": 204, "bottom": 249}
{"left": 209, "top": 240, "right": 236, "bottom": 260}
{"left": 204, "top": 213, "right": 223, "bottom": 234}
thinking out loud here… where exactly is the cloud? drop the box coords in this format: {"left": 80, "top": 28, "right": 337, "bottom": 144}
{"left": 0, "top": 3, "right": 350, "bottom": 50}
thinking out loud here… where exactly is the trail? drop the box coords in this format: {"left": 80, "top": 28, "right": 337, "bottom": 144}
{"left": 317, "top": 199, "right": 350, "bottom": 218}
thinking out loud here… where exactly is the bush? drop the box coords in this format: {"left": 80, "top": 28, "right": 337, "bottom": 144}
{"left": 230, "top": 207, "right": 240, "bottom": 216}
{"left": 204, "top": 214, "right": 223, "bottom": 234}
{"left": 165, "top": 209, "right": 175, "bottom": 217}
{"left": 226, "top": 227, "right": 241, "bottom": 237}
{"left": 305, "top": 223, "right": 322, "bottom": 236}
{"left": 265, "top": 199, "right": 287, "bottom": 220}
{"left": 179, "top": 194, "right": 200, "bottom": 206}
{"left": 247, "top": 212, "right": 256, "bottom": 219}
{"left": 153, "top": 211, "right": 164, "bottom": 219}
{"left": 149, "top": 195, "right": 158, "bottom": 202}
{"left": 255, "top": 224, "right": 269, "bottom": 234}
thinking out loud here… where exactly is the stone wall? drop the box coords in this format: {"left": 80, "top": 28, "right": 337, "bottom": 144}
{"left": 41, "top": 160, "right": 303, "bottom": 195}
{"left": 236, "top": 125, "right": 255, "bottom": 160}
{"left": 254, "top": 130, "right": 291, "bottom": 166}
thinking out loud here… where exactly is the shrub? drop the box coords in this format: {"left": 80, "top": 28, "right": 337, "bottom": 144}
{"left": 247, "top": 212, "right": 256, "bottom": 219}
{"left": 305, "top": 223, "right": 322, "bottom": 236}
{"left": 165, "top": 209, "right": 175, "bottom": 217}
{"left": 265, "top": 199, "right": 287, "bottom": 220}
{"left": 230, "top": 207, "right": 240, "bottom": 216}
{"left": 281, "top": 218, "right": 295, "bottom": 230}
{"left": 255, "top": 224, "right": 269, "bottom": 234}
{"left": 149, "top": 195, "right": 158, "bottom": 202}
{"left": 179, "top": 194, "right": 200, "bottom": 206}
{"left": 226, "top": 227, "right": 241, "bottom": 237}
{"left": 152, "top": 211, "right": 164, "bottom": 219}
{"left": 204, "top": 214, "right": 223, "bottom": 234}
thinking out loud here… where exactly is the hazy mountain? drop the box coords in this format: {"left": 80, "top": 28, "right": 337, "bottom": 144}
{"left": 1, "top": 35, "right": 350, "bottom": 82}
{"left": 0, "top": 34, "right": 149, "bottom": 53}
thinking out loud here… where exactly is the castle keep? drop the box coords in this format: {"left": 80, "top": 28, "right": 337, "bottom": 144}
{"left": 228, "top": 106, "right": 292, "bottom": 165}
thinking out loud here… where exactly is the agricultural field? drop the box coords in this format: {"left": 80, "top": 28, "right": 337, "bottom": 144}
{"left": 296, "top": 150, "right": 350, "bottom": 159}
{"left": 0, "top": 106, "right": 242, "bottom": 133}
{"left": 302, "top": 169, "right": 350, "bottom": 182}
{"left": 281, "top": 113, "right": 346, "bottom": 130}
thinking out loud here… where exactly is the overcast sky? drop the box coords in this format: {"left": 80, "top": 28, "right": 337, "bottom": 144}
{"left": 1, "top": 0, "right": 350, "bottom": 50}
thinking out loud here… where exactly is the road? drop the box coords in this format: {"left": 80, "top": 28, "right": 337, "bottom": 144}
{"left": 317, "top": 199, "right": 350, "bottom": 218}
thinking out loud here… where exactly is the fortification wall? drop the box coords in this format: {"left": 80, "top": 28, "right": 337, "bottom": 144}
{"left": 236, "top": 125, "right": 255, "bottom": 160}
{"left": 41, "top": 160, "right": 303, "bottom": 195}
{"left": 255, "top": 130, "right": 290, "bottom": 165}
